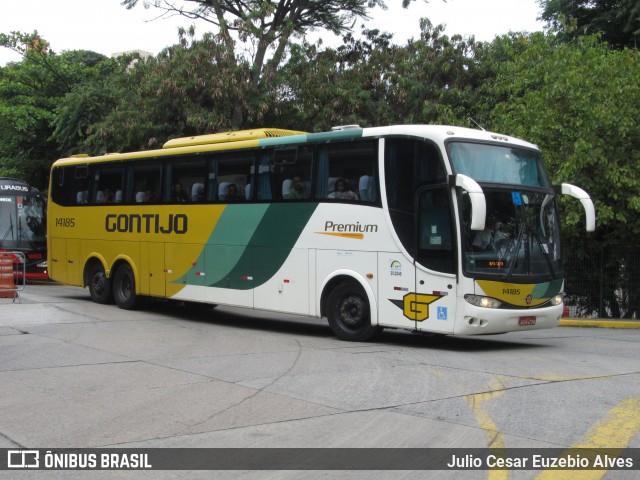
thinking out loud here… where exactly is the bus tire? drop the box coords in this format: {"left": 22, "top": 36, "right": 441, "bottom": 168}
{"left": 112, "top": 263, "right": 139, "bottom": 310}
{"left": 87, "top": 262, "right": 113, "bottom": 304}
{"left": 327, "top": 281, "right": 381, "bottom": 341}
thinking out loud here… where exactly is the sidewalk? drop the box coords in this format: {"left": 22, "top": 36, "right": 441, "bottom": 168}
{"left": 559, "top": 319, "right": 640, "bottom": 329}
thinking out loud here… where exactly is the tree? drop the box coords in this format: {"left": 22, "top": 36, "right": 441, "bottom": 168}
{"left": 0, "top": 31, "right": 108, "bottom": 188}
{"left": 275, "top": 28, "right": 403, "bottom": 130}
{"left": 71, "top": 28, "right": 265, "bottom": 155}
{"left": 120, "top": 0, "right": 433, "bottom": 127}
{"left": 51, "top": 56, "right": 125, "bottom": 156}
{"left": 539, "top": 0, "right": 640, "bottom": 49}
{"left": 388, "top": 19, "right": 484, "bottom": 126}
{"left": 275, "top": 19, "right": 484, "bottom": 130}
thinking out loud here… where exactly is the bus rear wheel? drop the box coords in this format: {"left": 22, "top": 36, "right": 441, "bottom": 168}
{"left": 113, "top": 263, "right": 139, "bottom": 310}
{"left": 87, "top": 262, "right": 113, "bottom": 304}
{"left": 327, "top": 282, "right": 381, "bottom": 341}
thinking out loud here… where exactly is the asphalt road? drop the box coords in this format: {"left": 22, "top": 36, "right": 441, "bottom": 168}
{"left": 1, "top": 284, "right": 639, "bottom": 479}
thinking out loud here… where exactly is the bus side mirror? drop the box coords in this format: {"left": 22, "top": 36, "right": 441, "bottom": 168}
{"left": 452, "top": 174, "right": 486, "bottom": 231}
{"left": 557, "top": 183, "right": 596, "bottom": 232}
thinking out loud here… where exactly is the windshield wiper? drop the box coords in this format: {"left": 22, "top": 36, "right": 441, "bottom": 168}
{"left": 504, "top": 213, "right": 556, "bottom": 279}
{"left": 532, "top": 230, "right": 556, "bottom": 277}
{"left": 1, "top": 214, "right": 15, "bottom": 248}
{"left": 504, "top": 223, "right": 525, "bottom": 280}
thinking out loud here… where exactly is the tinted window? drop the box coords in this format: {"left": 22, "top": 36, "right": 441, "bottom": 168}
{"left": 91, "top": 165, "right": 124, "bottom": 204}
{"left": 276, "top": 146, "right": 313, "bottom": 201}
{"left": 165, "top": 157, "right": 207, "bottom": 203}
{"left": 384, "top": 139, "right": 447, "bottom": 260}
{"left": 315, "top": 141, "right": 377, "bottom": 202}
{"left": 209, "top": 151, "right": 255, "bottom": 202}
{"left": 449, "top": 142, "right": 549, "bottom": 187}
{"left": 129, "top": 161, "right": 162, "bottom": 203}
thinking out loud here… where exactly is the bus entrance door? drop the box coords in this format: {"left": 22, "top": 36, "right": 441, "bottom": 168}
{"left": 413, "top": 267, "right": 456, "bottom": 334}
{"left": 411, "top": 186, "right": 457, "bottom": 334}
{"left": 377, "top": 255, "right": 455, "bottom": 334}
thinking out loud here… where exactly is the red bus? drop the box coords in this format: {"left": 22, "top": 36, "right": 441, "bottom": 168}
{"left": 0, "top": 178, "right": 48, "bottom": 281}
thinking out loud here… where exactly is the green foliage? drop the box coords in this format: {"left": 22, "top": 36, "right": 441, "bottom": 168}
{"left": 73, "top": 29, "right": 264, "bottom": 154}
{"left": 276, "top": 20, "right": 483, "bottom": 130}
{"left": 275, "top": 28, "right": 402, "bottom": 130}
{"left": 51, "top": 57, "right": 122, "bottom": 155}
{"left": 390, "top": 19, "right": 484, "bottom": 126}
{"left": 539, "top": 0, "right": 640, "bottom": 49}
{"left": 0, "top": 32, "right": 108, "bottom": 188}
{"left": 121, "top": 0, "right": 390, "bottom": 127}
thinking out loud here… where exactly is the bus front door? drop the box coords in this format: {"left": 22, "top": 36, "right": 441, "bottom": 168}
{"left": 412, "top": 187, "right": 457, "bottom": 334}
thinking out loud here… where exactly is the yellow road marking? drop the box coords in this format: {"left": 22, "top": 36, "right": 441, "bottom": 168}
{"left": 465, "top": 377, "right": 510, "bottom": 480}
{"left": 536, "top": 397, "right": 640, "bottom": 480}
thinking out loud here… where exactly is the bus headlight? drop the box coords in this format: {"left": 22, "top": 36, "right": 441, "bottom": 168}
{"left": 549, "top": 294, "right": 564, "bottom": 306}
{"left": 465, "top": 295, "right": 502, "bottom": 309}
{"left": 37, "top": 261, "right": 48, "bottom": 268}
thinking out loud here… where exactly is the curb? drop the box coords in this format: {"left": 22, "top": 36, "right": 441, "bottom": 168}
{"left": 559, "top": 319, "right": 640, "bottom": 329}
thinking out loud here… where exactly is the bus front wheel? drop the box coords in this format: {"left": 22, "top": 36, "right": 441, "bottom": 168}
{"left": 113, "top": 263, "right": 139, "bottom": 310}
{"left": 327, "top": 282, "right": 381, "bottom": 341}
{"left": 87, "top": 262, "right": 113, "bottom": 304}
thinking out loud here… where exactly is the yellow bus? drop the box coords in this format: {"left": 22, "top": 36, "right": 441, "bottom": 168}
{"left": 48, "top": 125, "right": 595, "bottom": 340}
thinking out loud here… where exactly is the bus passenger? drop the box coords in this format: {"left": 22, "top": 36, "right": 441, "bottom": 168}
{"left": 328, "top": 178, "right": 358, "bottom": 200}
{"left": 226, "top": 184, "right": 242, "bottom": 202}
{"left": 172, "top": 183, "right": 188, "bottom": 202}
{"left": 288, "top": 176, "right": 309, "bottom": 199}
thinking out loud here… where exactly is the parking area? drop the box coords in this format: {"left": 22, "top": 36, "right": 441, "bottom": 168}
{"left": 1, "top": 284, "right": 639, "bottom": 479}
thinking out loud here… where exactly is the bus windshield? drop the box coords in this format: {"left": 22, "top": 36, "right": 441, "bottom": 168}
{"left": 450, "top": 141, "right": 562, "bottom": 279}
{"left": 0, "top": 195, "right": 47, "bottom": 249}
{"left": 449, "top": 142, "right": 551, "bottom": 187}
{"left": 460, "top": 188, "right": 562, "bottom": 278}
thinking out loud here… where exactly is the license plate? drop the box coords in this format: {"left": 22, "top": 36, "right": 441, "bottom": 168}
{"left": 519, "top": 316, "right": 536, "bottom": 326}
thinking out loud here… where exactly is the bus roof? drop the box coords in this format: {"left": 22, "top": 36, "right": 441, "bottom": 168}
{"left": 0, "top": 177, "right": 41, "bottom": 195}
{"left": 162, "top": 128, "right": 307, "bottom": 149}
{"left": 52, "top": 125, "right": 539, "bottom": 167}
{"left": 360, "top": 125, "right": 539, "bottom": 150}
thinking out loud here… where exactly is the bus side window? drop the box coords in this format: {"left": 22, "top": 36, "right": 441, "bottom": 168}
{"left": 51, "top": 167, "right": 72, "bottom": 206}
{"left": 215, "top": 151, "right": 255, "bottom": 202}
{"left": 91, "top": 165, "right": 124, "bottom": 205}
{"left": 164, "top": 156, "right": 207, "bottom": 203}
{"left": 73, "top": 166, "right": 89, "bottom": 205}
{"left": 128, "top": 161, "right": 162, "bottom": 203}
{"left": 276, "top": 146, "right": 313, "bottom": 200}
{"left": 315, "top": 141, "right": 377, "bottom": 202}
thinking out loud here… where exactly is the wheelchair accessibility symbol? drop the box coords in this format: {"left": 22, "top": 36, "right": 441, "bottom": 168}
{"left": 437, "top": 307, "right": 448, "bottom": 320}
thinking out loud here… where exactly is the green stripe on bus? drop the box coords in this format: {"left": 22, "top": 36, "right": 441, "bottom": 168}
{"left": 259, "top": 134, "right": 308, "bottom": 146}
{"left": 306, "top": 128, "right": 363, "bottom": 142}
{"left": 177, "top": 204, "right": 269, "bottom": 286}
{"left": 210, "top": 203, "right": 318, "bottom": 290}
{"left": 531, "top": 279, "right": 563, "bottom": 299}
